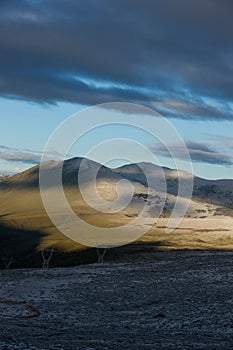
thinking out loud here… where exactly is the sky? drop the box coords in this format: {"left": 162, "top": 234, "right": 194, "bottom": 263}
{"left": 0, "top": 0, "right": 233, "bottom": 179}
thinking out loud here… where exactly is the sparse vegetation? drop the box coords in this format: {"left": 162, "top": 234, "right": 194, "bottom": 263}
{"left": 2, "top": 256, "right": 14, "bottom": 269}
{"left": 1, "top": 251, "right": 233, "bottom": 349}
{"left": 96, "top": 247, "right": 107, "bottom": 263}
{"left": 40, "top": 248, "right": 55, "bottom": 269}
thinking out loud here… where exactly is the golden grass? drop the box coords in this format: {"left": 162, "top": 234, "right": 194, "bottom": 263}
{"left": 1, "top": 187, "right": 233, "bottom": 256}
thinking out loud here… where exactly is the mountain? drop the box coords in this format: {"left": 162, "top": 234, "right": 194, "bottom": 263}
{"left": 0, "top": 157, "right": 233, "bottom": 267}
{"left": 113, "top": 161, "right": 233, "bottom": 210}
{"left": 1, "top": 157, "right": 233, "bottom": 220}
{"left": 0, "top": 174, "right": 9, "bottom": 182}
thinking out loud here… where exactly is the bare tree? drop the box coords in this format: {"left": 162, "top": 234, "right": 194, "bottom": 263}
{"left": 2, "top": 256, "right": 14, "bottom": 269}
{"left": 40, "top": 248, "right": 55, "bottom": 269}
{"left": 96, "top": 248, "right": 107, "bottom": 264}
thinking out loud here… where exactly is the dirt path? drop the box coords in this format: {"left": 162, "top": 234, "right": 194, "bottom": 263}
{"left": 0, "top": 250, "right": 233, "bottom": 349}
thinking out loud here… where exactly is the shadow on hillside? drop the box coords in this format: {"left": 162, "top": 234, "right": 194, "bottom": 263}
{"left": 0, "top": 219, "right": 99, "bottom": 268}
{"left": 109, "top": 240, "right": 167, "bottom": 260}
{"left": 0, "top": 218, "right": 167, "bottom": 268}
{"left": 50, "top": 240, "right": 168, "bottom": 268}
{"left": 0, "top": 219, "right": 47, "bottom": 268}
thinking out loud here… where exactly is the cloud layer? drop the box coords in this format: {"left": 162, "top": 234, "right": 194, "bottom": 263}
{"left": 0, "top": 145, "right": 70, "bottom": 166}
{"left": 151, "top": 140, "right": 233, "bottom": 166}
{"left": 0, "top": 0, "right": 232, "bottom": 120}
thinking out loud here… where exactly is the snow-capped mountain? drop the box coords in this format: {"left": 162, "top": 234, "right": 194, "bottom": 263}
{"left": 113, "top": 162, "right": 233, "bottom": 208}
{"left": 0, "top": 174, "right": 9, "bottom": 182}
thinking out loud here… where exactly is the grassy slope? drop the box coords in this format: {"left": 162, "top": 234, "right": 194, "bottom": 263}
{"left": 0, "top": 161, "right": 233, "bottom": 268}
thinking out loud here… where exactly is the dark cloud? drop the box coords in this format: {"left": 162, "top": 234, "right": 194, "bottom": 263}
{"left": 0, "top": 144, "right": 71, "bottom": 165}
{"left": 0, "top": 152, "right": 41, "bottom": 165}
{"left": 204, "top": 133, "right": 233, "bottom": 149}
{"left": 0, "top": 0, "right": 232, "bottom": 119}
{"left": 151, "top": 141, "right": 233, "bottom": 166}
{"left": 0, "top": 144, "right": 18, "bottom": 151}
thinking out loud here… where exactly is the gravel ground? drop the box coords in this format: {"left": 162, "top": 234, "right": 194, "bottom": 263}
{"left": 0, "top": 250, "right": 233, "bottom": 349}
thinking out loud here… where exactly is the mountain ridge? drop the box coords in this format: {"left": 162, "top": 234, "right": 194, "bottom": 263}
{"left": 0, "top": 157, "right": 233, "bottom": 266}
{"left": 1, "top": 157, "right": 233, "bottom": 209}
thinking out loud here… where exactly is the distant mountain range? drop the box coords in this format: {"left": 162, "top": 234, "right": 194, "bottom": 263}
{"left": 113, "top": 162, "right": 233, "bottom": 210}
{"left": 1, "top": 157, "right": 233, "bottom": 216}
{"left": 0, "top": 174, "right": 9, "bottom": 182}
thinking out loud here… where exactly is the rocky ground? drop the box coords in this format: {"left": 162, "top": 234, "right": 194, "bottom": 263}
{"left": 0, "top": 250, "right": 233, "bottom": 349}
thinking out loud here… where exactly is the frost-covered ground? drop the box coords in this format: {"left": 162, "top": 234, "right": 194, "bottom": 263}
{"left": 0, "top": 250, "right": 233, "bottom": 350}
